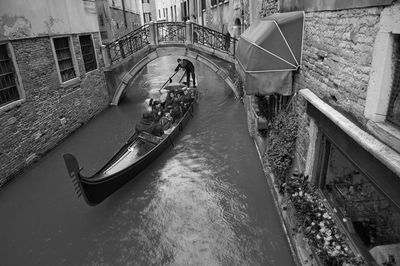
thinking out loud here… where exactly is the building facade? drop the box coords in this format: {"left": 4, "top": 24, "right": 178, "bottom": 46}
{"left": 95, "top": 0, "right": 142, "bottom": 43}
{"left": 139, "top": 0, "right": 157, "bottom": 24}
{"left": 253, "top": 0, "right": 400, "bottom": 264}
{"left": 0, "top": 0, "right": 110, "bottom": 186}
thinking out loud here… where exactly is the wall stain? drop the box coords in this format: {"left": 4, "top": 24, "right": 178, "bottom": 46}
{"left": 44, "top": 16, "right": 62, "bottom": 34}
{"left": 0, "top": 14, "right": 32, "bottom": 38}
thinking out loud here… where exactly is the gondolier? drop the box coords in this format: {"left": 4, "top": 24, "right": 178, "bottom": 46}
{"left": 174, "top": 58, "right": 196, "bottom": 88}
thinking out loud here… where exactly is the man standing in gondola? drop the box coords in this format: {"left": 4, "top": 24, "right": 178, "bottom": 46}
{"left": 174, "top": 58, "right": 196, "bottom": 88}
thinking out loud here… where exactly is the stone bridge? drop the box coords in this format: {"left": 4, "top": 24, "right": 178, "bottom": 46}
{"left": 101, "top": 21, "right": 238, "bottom": 105}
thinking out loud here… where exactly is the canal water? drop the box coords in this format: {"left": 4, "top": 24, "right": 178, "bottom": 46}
{"left": 0, "top": 57, "right": 295, "bottom": 265}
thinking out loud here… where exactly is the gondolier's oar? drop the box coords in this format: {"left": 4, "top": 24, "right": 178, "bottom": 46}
{"left": 159, "top": 71, "right": 179, "bottom": 92}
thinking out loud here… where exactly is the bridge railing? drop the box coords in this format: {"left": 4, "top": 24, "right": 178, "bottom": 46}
{"left": 106, "top": 25, "right": 150, "bottom": 63}
{"left": 193, "top": 23, "right": 236, "bottom": 56}
{"left": 103, "top": 22, "right": 237, "bottom": 65}
{"left": 157, "top": 22, "right": 186, "bottom": 43}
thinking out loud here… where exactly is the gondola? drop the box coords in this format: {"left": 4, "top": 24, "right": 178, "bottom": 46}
{"left": 63, "top": 83, "right": 196, "bottom": 206}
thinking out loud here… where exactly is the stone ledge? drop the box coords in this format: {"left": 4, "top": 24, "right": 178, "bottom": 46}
{"left": 300, "top": 88, "right": 400, "bottom": 178}
{"left": 367, "top": 120, "right": 400, "bottom": 154}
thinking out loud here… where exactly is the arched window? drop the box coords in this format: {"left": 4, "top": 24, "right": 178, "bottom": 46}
{"left": 234, "top": 18, "right": 241, "bottom": 26}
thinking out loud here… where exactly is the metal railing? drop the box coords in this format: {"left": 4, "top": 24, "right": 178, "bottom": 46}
{"left": 106, "top": 25, "right": 150, "bottom": 63}
{"left": 157, "top": 22, "right": 186, "bottom": 43}
{"left": 105, "top": 22, "right": 237, "bottom": 65}
{"left": 193, "top": 23, "right": 236, "bottom": 56}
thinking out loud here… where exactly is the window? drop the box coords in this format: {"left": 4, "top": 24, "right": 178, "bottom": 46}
{"left": 0, "top": 44, "right": 20, "bottom": 107}
{"left": 317, "top": 137, "right": 400, "bottom": 264}
{"left": 387, "top": 34, "right": 400, "bottom": 127}
{"left": 163, "top": 8, "right": 165, "bottom": 17}
{"left": 143, "top": 12, "right": 151, "bottom": 23}
{"left": 255, "top": 94, "right": 291, "bottom": 124}
{"left": 53, "top": 37, "right": 76, "bottom": 83}
{"left": 159, "top": 9, "right": 161, "bottom": 18}
{"left": 364, "top": 6, "right": 400, "bottom": 154}
{"left": 174, "top": 5, "right": 177, "bottom": 21}
{"left": 142, "top": 0, "right": 150, "bottom": 3}
{"left": 171, "top": 7, "right": 173, "bottom": 21}
{"left": 79, "top": 35, "right": 97, "bottom": 73}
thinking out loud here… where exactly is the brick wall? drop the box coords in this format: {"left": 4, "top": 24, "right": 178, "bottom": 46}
{"left": 294, "top": 8, "right": 382, "bottom": 127}
{"left": 110, "top": 7, "right": 141, "bottom": 39}
{"left": 259, "top": 4, "right": 385, "bottom": 170}
{"left": 0, "top": 33, "right": 109, "bottom": 186}
{"left": 260, "top": 0, "right": 278, "bottom": 17}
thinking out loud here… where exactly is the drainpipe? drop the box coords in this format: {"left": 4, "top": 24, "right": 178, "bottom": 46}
{"left": 121, "top": 0, "right": 127, "bottom": 28}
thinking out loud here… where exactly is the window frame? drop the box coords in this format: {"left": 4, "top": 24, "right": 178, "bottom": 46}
{"left": 364, "top": 5, "right": 400, "bottom": 153}
{"left": 50, "top": 35, "right": 80, "bottom": 86}
{"left": 78, "top": 34, "right": 98, "bottom": 74}
{"left": 0, "top": 42, "right": 25, "bottom": 113}
{"left": 314, "top": 133, "right": 400, "bottom": 265}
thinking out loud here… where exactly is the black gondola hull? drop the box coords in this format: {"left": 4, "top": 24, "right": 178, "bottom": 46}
{"left": 64, "top": 101, "right": 195, "bottom": 206}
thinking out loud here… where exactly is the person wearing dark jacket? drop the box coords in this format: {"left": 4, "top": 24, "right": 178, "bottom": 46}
{"left": 174, "top": 58, "right": 196, "bottom": 88}
{"left": 135, "top": 113, "right": 154, "bottom": 134}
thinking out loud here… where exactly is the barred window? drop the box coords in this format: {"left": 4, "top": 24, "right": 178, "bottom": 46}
{"left": 53, "top": 37, "right": 76, "bottom": 82}
{"left": 0, "top": 44, "right": 20, "bottom": 107}
{"left": 387, "top": 34, "right": 400, "bottom": 127}
{"left": 79, "top": 35, "right": 97, "bottom": 73}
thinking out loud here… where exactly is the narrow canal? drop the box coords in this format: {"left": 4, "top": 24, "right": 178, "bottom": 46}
{"left": 0, "top": 56, "right": 295, "bottom": 265}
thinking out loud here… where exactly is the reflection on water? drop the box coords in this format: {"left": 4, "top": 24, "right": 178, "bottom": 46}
{"left": 0, "top": 56, "right": 294, "bottom": 266}
{"left": 86, "top": 134, "right": 270, "bottom": 265}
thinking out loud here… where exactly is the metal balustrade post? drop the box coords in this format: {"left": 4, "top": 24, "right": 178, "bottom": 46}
{"left": 101, "top": 44, "right": 111, "bottom": 67}
{"left": 148, "top": 21, "right": 157, "bottom": 46}
{"left": 233, "top": 38, "right": 236, "bottom": 56}
{"left": 119, "top": 41, "right": 125, "bottom": 59}
{"left": 186, "top": 21, "right": 193, "bottom": 45}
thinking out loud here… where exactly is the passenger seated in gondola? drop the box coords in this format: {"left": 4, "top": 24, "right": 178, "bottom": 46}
{"left": 135, "top": 112, "right": 164, "bottom": 137}
{"left": 135, "top": 112, "right": 154, "bottom": 134}
{"left": 150, "top": 122, "right": 164, "bottom": 137}
{"left": 170, "top": 101, "right": 182, "bottom": 122}
{"left": 163, "top": 91, "right": 175, "bottom": 111}
{"left": 150, "top": 100, "right": 163, "bottom": 122}
{"left": 182, "top": 89, "right": 193, "bottom": 111}
{"left": 159, "top": 112, "right": 173, "bottom": 130}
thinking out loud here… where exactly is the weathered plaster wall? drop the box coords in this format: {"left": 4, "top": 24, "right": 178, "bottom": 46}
{"left": 0, "top": 0, "right": 99, "bottom": 40}
{"left": 0, "top": 33, "right": 109, "bottom": 186}
{"left": 110, "top": 7, "right": 141, "bottom": 39}
{"left": 204, "top": 0, "right": 237, "bottom": 34}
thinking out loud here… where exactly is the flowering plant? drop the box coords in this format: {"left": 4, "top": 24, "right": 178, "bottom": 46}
{"left": 285, "top": 171, "right": 365, "bottom": 265}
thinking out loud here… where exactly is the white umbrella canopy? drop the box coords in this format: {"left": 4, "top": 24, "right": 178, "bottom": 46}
{"left": 236, "top": 11, "right": 304, "bottom": 95}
